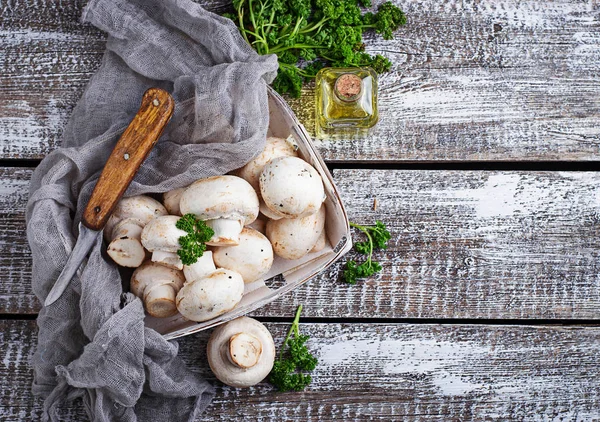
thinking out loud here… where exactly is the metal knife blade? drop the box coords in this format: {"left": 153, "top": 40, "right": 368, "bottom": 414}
{"left": 44, "top": 224, "right": 100, "bottom": 306}
{"left": 43, "top": 88, "right": 174, "bottom": 307}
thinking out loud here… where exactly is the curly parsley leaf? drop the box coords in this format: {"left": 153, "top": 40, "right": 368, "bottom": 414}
{"left": 269, "top": 305, "right": 318, "bottom": 391}
{"left": 342, "top": 220, "right": 390, "bottom": 284}
{"left": 175, "top": 213, "right": 214, "bottom": 266}
{"left": 223, "top": 0, "right": 407, "bottom": 97}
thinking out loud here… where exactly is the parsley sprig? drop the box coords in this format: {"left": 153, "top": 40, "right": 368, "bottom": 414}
{"left": 269, "top": 305, "right": 318, "bottom": 391}
{"left": 175, "top": 213, "right": 214, "bottom": 266}
{"left": 224, "top": 0, "right": 407, "bottom": 97}
{"left": 342, "top": 220, "right": 391, "bottom": 284}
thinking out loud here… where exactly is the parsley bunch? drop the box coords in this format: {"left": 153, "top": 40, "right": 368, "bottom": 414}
{"left": 175, "top": 214, "right": 214, "bottom": 265}
{"left": 343, "top": 220, "right": 391, "bottom": 284}
{"left": 269, "top": 305, "right": 318, "bottom": 391}
{"left": 224, "top": 0, "right": 407, "bottom": 97}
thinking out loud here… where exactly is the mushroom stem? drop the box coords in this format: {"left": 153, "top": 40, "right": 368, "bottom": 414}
{"left": 228, "top": 332, "right": 263, "bottom": 369}
{"left": 182, "top": 251, "right": 216, "bottom": 283}
{"left": 206, "top": 218, "right": 244, "bottom": 246}
{"left": 207, "top": 316, "right": 276, "bottom": 388}
{"left": 130, "top": 262, "right": 185, "bottom": 318}
{"left": 144, "top": 282, "right": 180, "bottom": 318}
{"left": 152, "top": 250, "right": 183, "bottom": 270}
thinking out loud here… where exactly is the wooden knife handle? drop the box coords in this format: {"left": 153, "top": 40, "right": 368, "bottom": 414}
{"left": 82, "top": 88, "right": 175, "bottom": 231}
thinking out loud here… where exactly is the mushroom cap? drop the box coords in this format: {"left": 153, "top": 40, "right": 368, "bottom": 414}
{"left": 163, "top": 187, "right": 186, "bottom": 216}
{"left": 234, "top": 136, "right": 298, "bottom": 191}
{"left": 212, "top": 227, "right": 274, "bottom": 283}
{"left": 141, "top": 215, "right": 188, "bottom": 253}
{"left": 311, "top": 229, "right": 327, "bottom": 253}
{"left": 130, "top": 262, "right": 185, "bottom": 318}
{"left": 207, "top": 316, "right": 275, "bottom": 388}
{"left": 179, "top": 175, "right": 259, "bottom": 225}
{"left": 105, "top": 195, "right": 167, "bottom": 241}
{"left": 260, "top": 156, "right": 325, "bottom": 219}
{"left": 266, "top": 205, "right": 326, "bottom": 260}
{"left": 259, "top": 199, "right": 283, "bottom": 221}
{"left": 176, "top": 269, "right": 244, "bottom": 322}
{"left": 247, "top": 215, "right": 267, "bottom": 234}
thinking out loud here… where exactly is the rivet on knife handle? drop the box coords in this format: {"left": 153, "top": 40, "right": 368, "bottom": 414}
{"left": 82, "top": 88, "right": 174, "bottom": 231}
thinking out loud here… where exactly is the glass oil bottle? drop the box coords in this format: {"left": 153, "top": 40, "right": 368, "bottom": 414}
{"left": 315, "top": 67, "right": 379, "bottom": 139}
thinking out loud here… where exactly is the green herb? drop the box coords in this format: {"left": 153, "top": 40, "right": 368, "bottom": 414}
{"left": 223, "top": 0, "right": 407, "bottom": 97}
{"left": 175, "top": 213, "right": 214, "bottom": 265}
{"left": 269, "top": 305, "right": 318, "bottom": 391}
{"left": 343, "top": 220, "right": 391, "bottom": 284}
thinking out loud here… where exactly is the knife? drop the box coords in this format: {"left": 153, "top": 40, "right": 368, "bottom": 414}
{"left": 44, "top": 88, "right": 175, "bottom": 307}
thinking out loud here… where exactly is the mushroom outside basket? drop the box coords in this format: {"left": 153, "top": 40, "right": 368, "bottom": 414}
{"left": 146, "top": 89, "right": 353, "bottom": 340}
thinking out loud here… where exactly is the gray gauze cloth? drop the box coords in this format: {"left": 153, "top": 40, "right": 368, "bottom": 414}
{"left": 25, "top": 0, "right": 278, "bottom": 420}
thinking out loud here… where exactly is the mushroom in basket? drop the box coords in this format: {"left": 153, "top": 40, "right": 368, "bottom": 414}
{"left": 130, "top": 262, "right": 185, "bottom": 318}
{"left": 212, "top": 227, "right": 274, "bottom": 283}
{"left": 176, "top": 251, "right": 245, "bottom": 322}
{"left": 179, "top": 175, "right": 259, "bottom": 246}
{"left": 105, "top": 195, "right": 167, "bottom": 268}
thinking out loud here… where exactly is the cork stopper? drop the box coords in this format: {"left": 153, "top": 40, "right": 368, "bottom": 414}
{"left": 334, "top": 73, "right": 362, "bottom": 102}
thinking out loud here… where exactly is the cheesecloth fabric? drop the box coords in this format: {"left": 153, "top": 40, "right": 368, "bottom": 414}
{"left": 25, "top": 0, "right": 278, "bottom": 420}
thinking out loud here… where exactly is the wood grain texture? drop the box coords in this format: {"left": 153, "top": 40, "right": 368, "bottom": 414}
{"left": 82, "top": 88, "right": 174, "bottom": 230}
{"left": 2, "top": 0, "right": 600, "bottom": 160}
{"left": 2, "top": 319, "right": 599, "bottom": 421}
{"left": 4, "top": 167, "right": 600, "bottom": 319}
{"left": 264, "top": 168, "right": 600, "bottom": 318}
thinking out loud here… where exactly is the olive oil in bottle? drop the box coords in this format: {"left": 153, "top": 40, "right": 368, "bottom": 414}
{"left": 315, "top": 67, "right": 378, "bottom": 139}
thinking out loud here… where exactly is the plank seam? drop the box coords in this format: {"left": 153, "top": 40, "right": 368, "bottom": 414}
{"left": 2, "top": 313, "right": 600, "bottom": 326}
{"left": 328, "top": 161, "right": 600, "bottom": 171}
{"left": 4, "top": 160, "right": 600, "bottom": 172}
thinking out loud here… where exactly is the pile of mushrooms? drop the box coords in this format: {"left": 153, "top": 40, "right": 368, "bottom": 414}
{"left": 106, "top": 135, "right": 327, "bottom": 324}
{"left": 237, "top": 136, "right": 328, "bottom": 258}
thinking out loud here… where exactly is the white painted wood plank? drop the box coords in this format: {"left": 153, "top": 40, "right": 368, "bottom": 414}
{"left": 3, "top": 168, "right": 600, "bottom": 319}
{"left": 2, "top": 0, "right": 600, "bottom": 160}
{"left": 1, "top": 320, "right": 599, "bottom": 420}
{"left": 264, "top": 168, "right": 600, "bottom": 319}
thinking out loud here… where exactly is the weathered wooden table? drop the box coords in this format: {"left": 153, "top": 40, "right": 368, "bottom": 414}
{"left": 2, "top": 0, "right": 600, "bottom": 420}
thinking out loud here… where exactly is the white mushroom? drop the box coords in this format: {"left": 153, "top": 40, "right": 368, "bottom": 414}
{"left": 233, "top": 136, "right": 298, "bottom": 192}
{"left": 163, "top": 187, "right": 186, "bottom": 216}
{"left": 311, "top": 229, "right": 327, "bottom": 253}
{"left": 105, "top": 196, "right": 167, "bottom": 268}
{"left": 107, "top": 219, "right": 149, "bottom": 267}
{"left": 130, "top": 262, "right": 185, "bottom": 318}
{"left": 179, "top": 175, "right": 259, "bottom": 246}
{"left": 260, "top": 156, "right": 325, "bottom": 219}
{"left": 177, "top": 250, "right": 244, "bottom": 321}
{"left": 183, "top": 251, "right": 216, "bottom": 283}
{"left": 259, "top": 199, "right": 283, "bottom": 221}
{"left": 176, "top": 268, "right": 244, "bottom": 322}
{"left": 207, "top": 317, "right": 275, "bottom": 388}
{"left": 141, "top": 215, "right": 187, "bottom": 270}
{"left": 213, "top": 227, "right": 274, "bottom": 284}
{"left": 247, "top": 215, "right": 268, "bottom": 234}
{"left": 266, "top": 205, "right": 326, "bottom": 260}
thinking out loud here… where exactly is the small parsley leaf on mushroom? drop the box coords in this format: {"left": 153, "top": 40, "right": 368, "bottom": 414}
{"left": 269, "top": 305, "right": 317, "bottom": 392}
{"left": 175, "top": 213, "right": 214, "bottom": 265}
{"left": 343, "top": 220, "right": 391, "bottom": 284}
